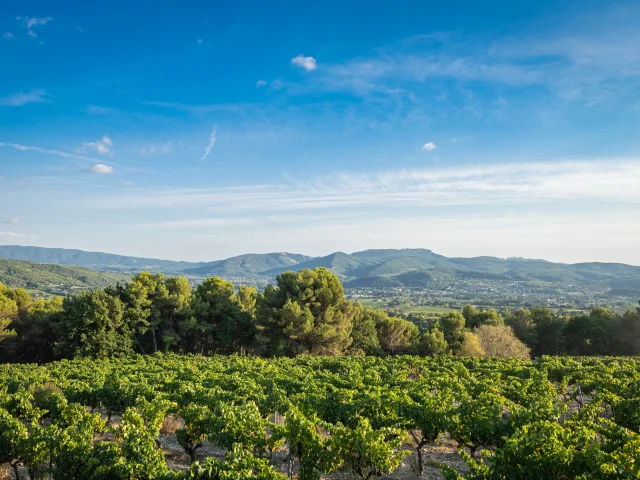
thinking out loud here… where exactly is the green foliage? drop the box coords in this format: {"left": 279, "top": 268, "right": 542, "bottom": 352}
{"left": 1, "top": 354, "right": 640, "bottom": 478}
{"left": 417, "top": 328, "right": 449, "bottom": 356}
{"left": 54, "top": 290, "right": 134, "bottom": 358}
{"left": 332, "top": 418, "right": 408, "bottom": 480}
{"left": 375, "top": 316, "right": 419, "bottom": 355}
{"left": 257, "top": 268, "right": 354, "bottom": 356}
{"left": 186, "top": 447, "right": 287, "bottom": 480}
{"left": 440, "top": 311, "right": 466, "bottom": 354}
{"left": 462, "top": 305, "right": 504, "bottom": 328}
{"left": 505, "top": 308, "right": 538, "bottom": 350}
{"left": 188, "top": 277, "right": 255, "bottom": 354}
{"left": 349, "top": 303, "right": 383, "bottom": 355}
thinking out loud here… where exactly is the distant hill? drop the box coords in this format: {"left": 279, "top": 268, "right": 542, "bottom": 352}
{"left": 268, "top": 252, "right": 373, "bottom": 277}
{"left": 0, "top": 258, "right": 129, "bottom": 296}
{"left": 1, "top": 245, "right": 639, "bottom": 306}
{"left": 184, "top": 252, "right": 313, "bottom": 276}
{"left": 0, "top": 245, "right": 199, "bottom": 273}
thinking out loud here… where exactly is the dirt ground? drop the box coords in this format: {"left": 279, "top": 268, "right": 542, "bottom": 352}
{"left": 4, "top": 412, "right": 469, "bottom": 479}
{"left": 158, "top": 425, "right": 468, "bottom": 479}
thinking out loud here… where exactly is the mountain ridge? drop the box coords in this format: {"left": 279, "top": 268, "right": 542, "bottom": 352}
{"left": 1, "top": 246, "right": 639, "bottom": 301}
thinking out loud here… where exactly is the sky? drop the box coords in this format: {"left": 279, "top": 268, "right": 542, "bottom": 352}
{"left": 1, "top": 0, "right": 640, "bottom": 264}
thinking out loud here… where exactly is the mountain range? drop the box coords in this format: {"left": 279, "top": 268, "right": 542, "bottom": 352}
{"left": 1, "top": 245, "right": 639, "bottom": 298}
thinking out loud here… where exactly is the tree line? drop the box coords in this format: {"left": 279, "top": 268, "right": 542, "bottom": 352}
{"left": 1, "top": 267, "right": 639, "bottom": 363}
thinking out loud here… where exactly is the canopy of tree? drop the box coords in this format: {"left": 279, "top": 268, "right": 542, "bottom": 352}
{"left": 1, "top": 268, "right": 639, "bottom": 363}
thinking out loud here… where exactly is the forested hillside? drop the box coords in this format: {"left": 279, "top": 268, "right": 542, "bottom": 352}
{"left": 1, "top": 246, "right": 639, "bottom": 308}
{"left": 0, "top": 258, "right": 129, "bottom": 296}
{"left": 1, "top": 267, "right": 639, "bottom": 364}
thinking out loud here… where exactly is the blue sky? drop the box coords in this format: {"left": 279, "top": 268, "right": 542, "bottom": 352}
{"left": 1, "top": 0, "right": 640, "bottom": 263}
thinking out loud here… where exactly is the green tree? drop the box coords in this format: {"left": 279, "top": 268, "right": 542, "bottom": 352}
{"left": 440, "top": 311, "right": 466, "bottom": 354}
{"left": 236, "top": 285, "right": 259, "bottom": 316}
{"left": 9, "top": 297, "right": 63, "bottom": 363}
{"left": 505, "top": 308, "right": 538, "bottom": 350}
{"left": 563, "top": 308, "right": 611, "bottom": 355}
{"left": 349, "top": 303, "right": 383, "bottom": 355}
{"left": 531, "top": 307, "right": 565, "bottom": 356}
{"left": 376, "top": 316, "right": 419, "bottom": 355}
{"left": 610, "top": 306, "right": 640, "bottom": 355}
{"left": 257, "top": 268, "right": 353, "bottom": 356}
{"left": 417, "top": 327, "right": 449, "bottom": 356}
{"left": 54, "top": 290, "right": 133, "bottom": 358}
{"left": 0, "top": 288, "right": 18, "bottom": 340}
{"left": 187, "top": 277, "right": 255, "bottom": 354}
{"left": 463, "top": 305, "right": 504, "bottom": 328}
{"left": 111, "top": 272, "right": 191, "bottom": 353}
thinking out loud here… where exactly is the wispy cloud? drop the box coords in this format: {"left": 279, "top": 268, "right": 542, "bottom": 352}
{"left": 0, "top": 89, "right": 48, "bottom": 107}
{"left": 131, "top": 218, "right": 256, "bottom": 229}
{"left": 421, "top": 142, "right": 437, "bottom": 151}
{"left": 289, "top": 6, "right": 640, "bottom": 107}
{"left": 86, "top": 105, "right": 118, "bottom": 115}
{"left": 0, "top": 141, "right": 108, "bottom": 163}
{"left": 3, "top": 32, "right": 13, "bottom": 39}
{"left": 141, "top": 142, "right": 173, "bottom": 155}
{"left": 23, "top": 17, "right": 54, "bottom": 29}
{"left": 1, "top": 218, "right": 18, "bottom": 224}
{"left": 199, "top": 127, "right": 217, "bottom": 161}
{"left": 0, "top": 231, "right": 26, "bottom": 238}
{"left": 291, "top": 54, "right": 317, "bottom": 71}
{"left": 89, "top": 159, "right": 640, "bottom": 213}
{"left": 256, "top": 80, "right": 267, "bottom": 87}
{"left": 88, "top": 164, "right": 114, "bottom": 174}
{"left": 78, "top": 136, "right": 113, "bottom": 155}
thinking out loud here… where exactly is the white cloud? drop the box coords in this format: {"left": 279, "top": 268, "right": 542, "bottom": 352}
{"left": 132, "top": 218, "right": 256, "bottom": 229}
{"left": 199, "top": 127, "right": 217, "bottom": 161}
{"left": 24, "top": 17, "right": 54, "bottom": 28}
{"left": 86, "top": 105, "right": 118, "bottom": 115}
{"left": 1, "top": 218, "right": 19, "bottom": 224}
{"left": 0, "top": 141, "right": 107, "bottom": 163}
{"left": 0, "top": 231, "right": 26, "bottom": 238}
{"left": 0, "top": 89, "right": 48, "bottom": 106}
{"left": 256, "top": 80, "right": 267, "bottom": 87}
{"left": 89, "top": 164, "right": 114, "bottom": 174}
{"left": 89, "top": 159, "right": 640, "bottom": 212}
{"left": 79, "top": 136, "right": 113, "bottom": 155}
{"left": 3, "top": 32, "right": 13, "bottom": 39}
{"left": 291, "top": 54, "right": 317, "bottom": 71}
{"left": 27, "top": 30, "right": 37, "bottom": 38}
{"left": 141, "top": 142, "right": 173, "bottom": 155}
{"left": 421, "top": 142, "right": 438, "bottom": 151}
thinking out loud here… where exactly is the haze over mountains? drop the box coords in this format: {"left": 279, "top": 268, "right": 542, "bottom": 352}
{"left": 1, "top": 245, "right": 639, "bottom": 300}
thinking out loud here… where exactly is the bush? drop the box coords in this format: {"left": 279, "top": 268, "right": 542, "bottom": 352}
{"left": 475, "top": 325, "right": 530, "bottom": 360}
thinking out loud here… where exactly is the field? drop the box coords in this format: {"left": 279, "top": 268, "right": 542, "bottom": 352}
{"left": 358, "top": 299, "right": 454, "bottom": 317}
{"left": 1, "top": 354, "right": 639, "bottom": 479}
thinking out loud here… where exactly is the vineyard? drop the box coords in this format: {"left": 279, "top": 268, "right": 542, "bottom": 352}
{"left": 1, "top": 354, "right": 639, "bottom": 479}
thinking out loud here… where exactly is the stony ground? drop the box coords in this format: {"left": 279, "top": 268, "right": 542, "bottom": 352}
{"left": 3, "top": 413, "right": 470, "bottom": 479}
{"left": 158, "top": 414, "right": 469, "bottom": 479}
